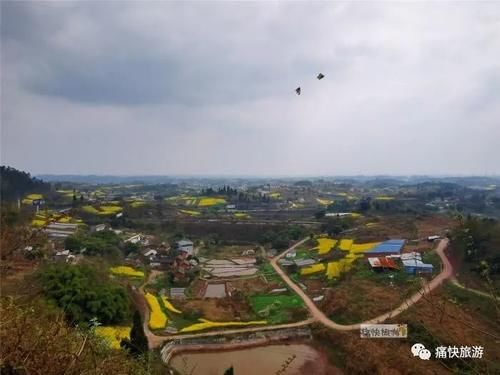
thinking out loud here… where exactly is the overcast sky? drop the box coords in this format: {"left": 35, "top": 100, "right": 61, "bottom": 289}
{"left": 1, "top": 1, "right": 499, "bottom": 176}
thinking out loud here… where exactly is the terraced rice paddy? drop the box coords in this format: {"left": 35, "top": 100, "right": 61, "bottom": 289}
{"left": 94, "top": 326, "right": 130, "bottom": 349}
{"left": 202, "top": 259, "right": 258, "bottom": 277}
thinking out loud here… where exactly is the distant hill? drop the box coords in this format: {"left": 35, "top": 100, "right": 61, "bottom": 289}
{"left": 37, "top": 174, "right": 177, "bottom": 185}
{"left": 0, "top": 166, "right": 50, "bottom": 202}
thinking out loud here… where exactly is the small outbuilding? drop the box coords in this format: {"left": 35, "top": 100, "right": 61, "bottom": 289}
{"left": 176, "top": 239, "right": 194, "bottom": 255}
{"left": 367, "top": 257, "right": 399, "bottom": 271}
{"left": 402, "top": 259, "right": 434, "bottom": 275}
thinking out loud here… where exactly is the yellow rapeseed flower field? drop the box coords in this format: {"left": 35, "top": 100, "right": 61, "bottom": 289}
{"left": 110, "top": 266, "right": 144, "bottom": 278}
{"left": 234, "top": 212, "right": 250, "bottom": 219}
{"left": 180, "top": 209, "right": 201, "bottom": 216}
{"left": 145, "top": 293, "right": 167, "bottom": 329}
{"left": 339, "top": 239, "right": 353, "bottom": 251}
{"left": 180, "top": 319, "right": 267, "bottom": 333}
{"left": 160, "top": 296, "right": 182, "bottom": 314}
{"left": 350, "top": 242, "right": 380, "bottom": 253}
{"left": 314, "top": 238, "right": 337, "bottom": 255}
{"left": 130, "top": 200, "right": 146, "bottom": 208}
{"left": 326, "top": 261, "right": 341, "bottom": 279}
{"left": 95, "top": 326, "right": 130, "bottom": 349}
{"left": 99, "top": 205, "right": 122, "bottom": 214}
{"left": 26, "top": 193, "right": 43, "bottom": 200}
{"left": 316, "top": 198, "right": 333, "bottom": 206}
{"left": 82, "top": 205, "right": 101, "bottom": 214}
{"left": 198, "top": 197, "right": 226, "bottom": 206}
{"left": 300, "top": 263, "right": 326, "bottom": 275}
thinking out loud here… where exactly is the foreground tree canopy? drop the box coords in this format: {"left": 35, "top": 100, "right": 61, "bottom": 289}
{"left": 38, "top": 263, "right": 129, "bottom": 325}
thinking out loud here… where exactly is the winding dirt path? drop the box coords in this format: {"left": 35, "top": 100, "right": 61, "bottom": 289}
{"left": 450, "top": 277, "right": 498, "bottom": 300}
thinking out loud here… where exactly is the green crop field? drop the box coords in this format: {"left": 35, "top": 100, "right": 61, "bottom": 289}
{"left": 249, "top": 294, "right": 303, "bottom": 310}
{"left": 249, "top": 294, "right": 304, "bottom": 324}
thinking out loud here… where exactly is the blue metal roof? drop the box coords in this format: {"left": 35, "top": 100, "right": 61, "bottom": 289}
{"left": 368, "top": 239, "right": 405, "bottom": 254}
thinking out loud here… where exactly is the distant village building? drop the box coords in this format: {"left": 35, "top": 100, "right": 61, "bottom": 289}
{"left": 176, "top": 239, "right": 194, "bottom": 255}
{"left": 44, "top": 222, "right": 78, "bottom": 238}
{"left": 54, "top": 250, "right": 76, "bottom": 264}
{"left": 142, "top": 249, "right": 158, "bottom": 260}
{"left": 427, "top": 235, "right": 441, "bottom": 242}
{"left": 125, "top": 234, "right": 143, "bottom": 244}
{"left": 170, "top": 288, "right": 186, "bottom": 299}
{"left": 90, "top": 224, "right": 107, "bottom": 232}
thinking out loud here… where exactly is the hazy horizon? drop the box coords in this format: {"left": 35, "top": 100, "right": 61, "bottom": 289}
{"left": 2, "top": 2, "right": 500, "bottom": 176}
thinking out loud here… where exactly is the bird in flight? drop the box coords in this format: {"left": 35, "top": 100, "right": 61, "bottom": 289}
{"left": 295, "top": 87, "right": 301, "bottom": 95}
{"left": 317, "top": 73, "right": 325, "bottom": 80}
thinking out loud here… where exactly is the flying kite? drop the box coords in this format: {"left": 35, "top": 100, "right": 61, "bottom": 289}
{"left": 295, "top": 73, "right": 324, "bottom": 95}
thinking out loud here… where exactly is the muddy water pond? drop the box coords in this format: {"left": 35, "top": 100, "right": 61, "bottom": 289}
{"left": 169, "top": 343, "right": 322, "bottom": 375}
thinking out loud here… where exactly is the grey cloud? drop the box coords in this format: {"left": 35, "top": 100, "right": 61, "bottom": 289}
{"left": 1, "top": 1, "right": 500, "bottom": 175}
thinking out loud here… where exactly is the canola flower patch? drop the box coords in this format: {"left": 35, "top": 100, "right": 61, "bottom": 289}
{"left": 314, "top": 238, "right": 337, "bottom": 255}
{"left": 316, "top": 198, "right": 333, "bottom": 206}
{"left": 110, "top": 266, "right": 144, "bottom": 278}
{"left": 145, "top": 293, "right": 167, "bottom": 329}
{"left": 95, "top": 326, "right": 130, "bottom": 350}
{"left": 180, "top": 319, "right": 267, "bottom": 333}
{"left": 180, "top": 209, "right": 201, "bottom": 216}
{"left": 300, "top": 263, "right": 326, "bottom": 275}
{"left": 198, "top": 197, "right": 226, "bottom": 206}
{"left": 160, "top": 296, "right": 182, "bottom": 314}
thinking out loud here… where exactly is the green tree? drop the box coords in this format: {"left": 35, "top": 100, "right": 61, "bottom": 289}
{"left": 39, "top": 264, "right": 129, "bottom": 325}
